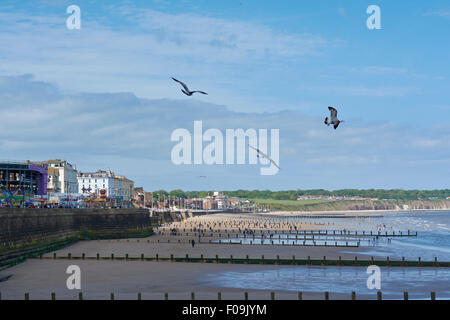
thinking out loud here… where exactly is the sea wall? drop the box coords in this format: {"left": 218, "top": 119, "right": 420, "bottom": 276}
{"left": 0, "top": 208, "right": 158, "bottom": 248}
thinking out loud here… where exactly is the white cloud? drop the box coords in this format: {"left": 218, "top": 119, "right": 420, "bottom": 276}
{"left": 1, "top": 74, "right": 449, "bottom": 189}
{"left": 303, "top": 85, "right": 417, "bottom": 97}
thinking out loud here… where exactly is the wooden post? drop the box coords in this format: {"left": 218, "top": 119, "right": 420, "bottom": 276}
{"left": 404, "top": 292, "right": 408, "bottom": 300}
{"left": 351, "top": 291, "right": 356, "bottom": 300}
{"left": 298, "top": 292, "right": 303, "bottom": 300}
{"left": 377, "top": 291, "right": 382, "bottom": 300}
{"left": 431, "top": 292, "right": 436, "bottom": 300}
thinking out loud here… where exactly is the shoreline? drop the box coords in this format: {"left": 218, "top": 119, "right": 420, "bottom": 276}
{"left": 263, "top": 208, "right": 450, "bottom": 216}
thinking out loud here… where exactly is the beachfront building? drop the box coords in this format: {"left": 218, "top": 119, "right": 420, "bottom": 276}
{"left": 115, "top": 175, "right": 134, "bottom": 202}
{"left": 133, "top": 187, "right": 153, "bottom": 208}
{"left": 0, "top": 161, "right": 48, "bottom": 199}
{"left": 78, "top": 169, "right": 134, "bottom": 204}
{"left": 33, "top": 159, "right": 78, "bottom": 195}
{"left": 78, "top": 169, "right": 115, "bottom": 197}
{"left": 202, "top": 191, "right": 229, "bottom": 210}
{"left": 46, "top": 167, "right": 61, "bottom": 194}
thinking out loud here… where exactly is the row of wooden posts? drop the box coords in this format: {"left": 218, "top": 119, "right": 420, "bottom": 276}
{"left": 43, "top": 253, "right": 448, "bottom": 267}
{"left": 159, "top": 229, "right": 418, "bottom": 237}
{"left": 2, "top": 291, "right": 438, "bottom": 300}
{"left": 157, "top": 238, "right": 360, "bottom": 247}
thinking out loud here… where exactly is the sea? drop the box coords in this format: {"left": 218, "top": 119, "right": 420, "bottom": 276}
{"left": 205, "top": 210, "right": 450, "bottom": 299}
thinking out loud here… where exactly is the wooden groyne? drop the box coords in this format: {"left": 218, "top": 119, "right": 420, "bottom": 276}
{"left": 37, "top": 253, "right": 450, "bottom": 267}
{"left": 0, "top": 290, "right": 440, "bottom": 300}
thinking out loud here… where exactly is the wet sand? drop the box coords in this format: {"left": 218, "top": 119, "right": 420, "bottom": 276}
{"left": 1, "top": 211, "right": 439, "bottom": 300}
{"left": 1, "top": 259, "right": 447, "bottom": 300}
{"left": 42, "top": 237, "right": 369, "bottom": 260}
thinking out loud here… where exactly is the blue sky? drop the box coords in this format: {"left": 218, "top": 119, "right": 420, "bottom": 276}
{"left": 0, "top": 0, "right": 449, "bottom": 191}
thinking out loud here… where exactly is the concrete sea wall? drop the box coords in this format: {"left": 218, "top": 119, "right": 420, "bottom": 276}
{"left": 0, "top": 208, "right": 158, "bottom": 248}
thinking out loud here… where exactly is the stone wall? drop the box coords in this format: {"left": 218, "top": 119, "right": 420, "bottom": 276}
{"left": 0, "top": 208, "right": 158, "bottom": 247}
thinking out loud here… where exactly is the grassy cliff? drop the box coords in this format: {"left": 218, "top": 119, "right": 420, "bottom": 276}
{"left": 251, "top": 198, "right": 450, "bottom": 212}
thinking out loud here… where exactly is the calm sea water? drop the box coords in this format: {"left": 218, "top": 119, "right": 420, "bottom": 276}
{"left": 343, "top": 210, "right": 450, "bottom": 261}
{"left": 206, "top": 211, "right": 450, "bottom": 298}
{"left": 204, "top": 266, "right": 450, "bottom": 299}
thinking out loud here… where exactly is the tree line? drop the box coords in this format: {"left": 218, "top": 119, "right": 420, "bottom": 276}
{"left": 148, "top": 189, "right": 450, "bottom": 201}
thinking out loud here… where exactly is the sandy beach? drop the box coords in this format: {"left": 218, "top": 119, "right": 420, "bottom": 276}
{"left": 2, "top": 210, "right": 448, "bottom": 300}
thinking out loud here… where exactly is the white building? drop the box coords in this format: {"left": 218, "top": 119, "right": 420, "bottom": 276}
{"left": 77, "top": 169, "right": 134, "bottom": 201}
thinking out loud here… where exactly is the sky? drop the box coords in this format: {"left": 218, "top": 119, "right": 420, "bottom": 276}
{"left": 0, "top": 0, "right": 449, "bottom": 191}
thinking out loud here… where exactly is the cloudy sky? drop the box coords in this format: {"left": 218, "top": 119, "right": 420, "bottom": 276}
{"left": 0, "top": 0, "right": 449, "bottom": 191}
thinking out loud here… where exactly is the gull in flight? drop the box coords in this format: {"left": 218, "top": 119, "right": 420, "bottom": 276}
{"left": 324, "top": 106, "right": 344, "bottom": 129}
{"left": 249, "top": 145, "right": 280, "bottom": 170}
{"left": 172, "top": 77, "right": 208, "bottom": 96}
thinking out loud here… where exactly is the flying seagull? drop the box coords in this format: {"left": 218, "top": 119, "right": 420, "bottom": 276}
{"left": 172, "top": 77, "right": 208, "bottom": 96}
{"left": 248, "top": 145, "right": 280, "bottom": 170}
{"left": 324, "top": 106, "right": 344, "bottom": 129}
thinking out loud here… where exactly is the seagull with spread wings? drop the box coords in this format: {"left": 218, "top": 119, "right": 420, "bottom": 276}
{"left": 172, "top": 77, "right": 208, "bottom": 96}
{"left": 324, "top": 106, "right": 344, "bottom": 129}
{"left": 249, "top": 145, "right": 280, "bottom": 170}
